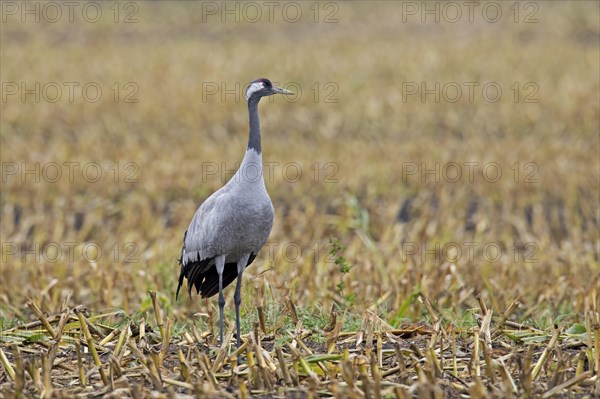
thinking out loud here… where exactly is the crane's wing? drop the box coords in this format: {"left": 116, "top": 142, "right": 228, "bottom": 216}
{"left": 180, "top": 186, "right": 232, "bottom": 265}
{"left": 176, "top": 185, "right": 260, "bottom": 299}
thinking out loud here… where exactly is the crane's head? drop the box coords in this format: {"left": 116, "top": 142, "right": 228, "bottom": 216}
{"left": 245, "top": 78, "right": 293, "bottom": 102}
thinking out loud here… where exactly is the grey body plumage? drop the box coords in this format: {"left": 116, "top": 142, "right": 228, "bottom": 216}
{"left": 177, "top": 78, "right": 292, "bottom": 348}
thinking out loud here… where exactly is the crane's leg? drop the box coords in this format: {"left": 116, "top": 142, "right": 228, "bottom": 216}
{"left": 215, "top": 255, "right": 226, "bottom": 346}
{"left": 234, "top": 253, "right": 251, "bottom": 351}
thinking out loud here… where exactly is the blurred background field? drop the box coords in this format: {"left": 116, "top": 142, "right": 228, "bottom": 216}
{"left": 0, "top": 1, "right": 599, "bottom": 397}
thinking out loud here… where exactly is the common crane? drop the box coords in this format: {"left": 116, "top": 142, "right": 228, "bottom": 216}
{"left": 177, "top": 78, "right": 293, "bottom": 348}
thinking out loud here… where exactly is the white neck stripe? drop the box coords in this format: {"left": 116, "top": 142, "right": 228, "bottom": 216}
{"left": 245, "top": 82, "right": 264, "bottom": 101}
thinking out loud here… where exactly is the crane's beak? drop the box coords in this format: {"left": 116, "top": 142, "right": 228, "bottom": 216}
{"left": 272, "top": 86, "right": 294, "bottom": 95}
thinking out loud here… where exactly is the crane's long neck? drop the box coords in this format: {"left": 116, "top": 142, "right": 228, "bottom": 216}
{"left": 247, "top": 99, "right": 261, "bottom": 154}
{"left": 231, "top": 99, "right": 265, "bottom": 190}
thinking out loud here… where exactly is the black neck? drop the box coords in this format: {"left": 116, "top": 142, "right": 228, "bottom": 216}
{"left": 247, "top": 99, "right": 261, "bottom": 153}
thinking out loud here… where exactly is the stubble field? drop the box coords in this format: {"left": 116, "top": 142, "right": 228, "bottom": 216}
{"left": 0, "top": 2, "right": 599, "bottom": 398}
